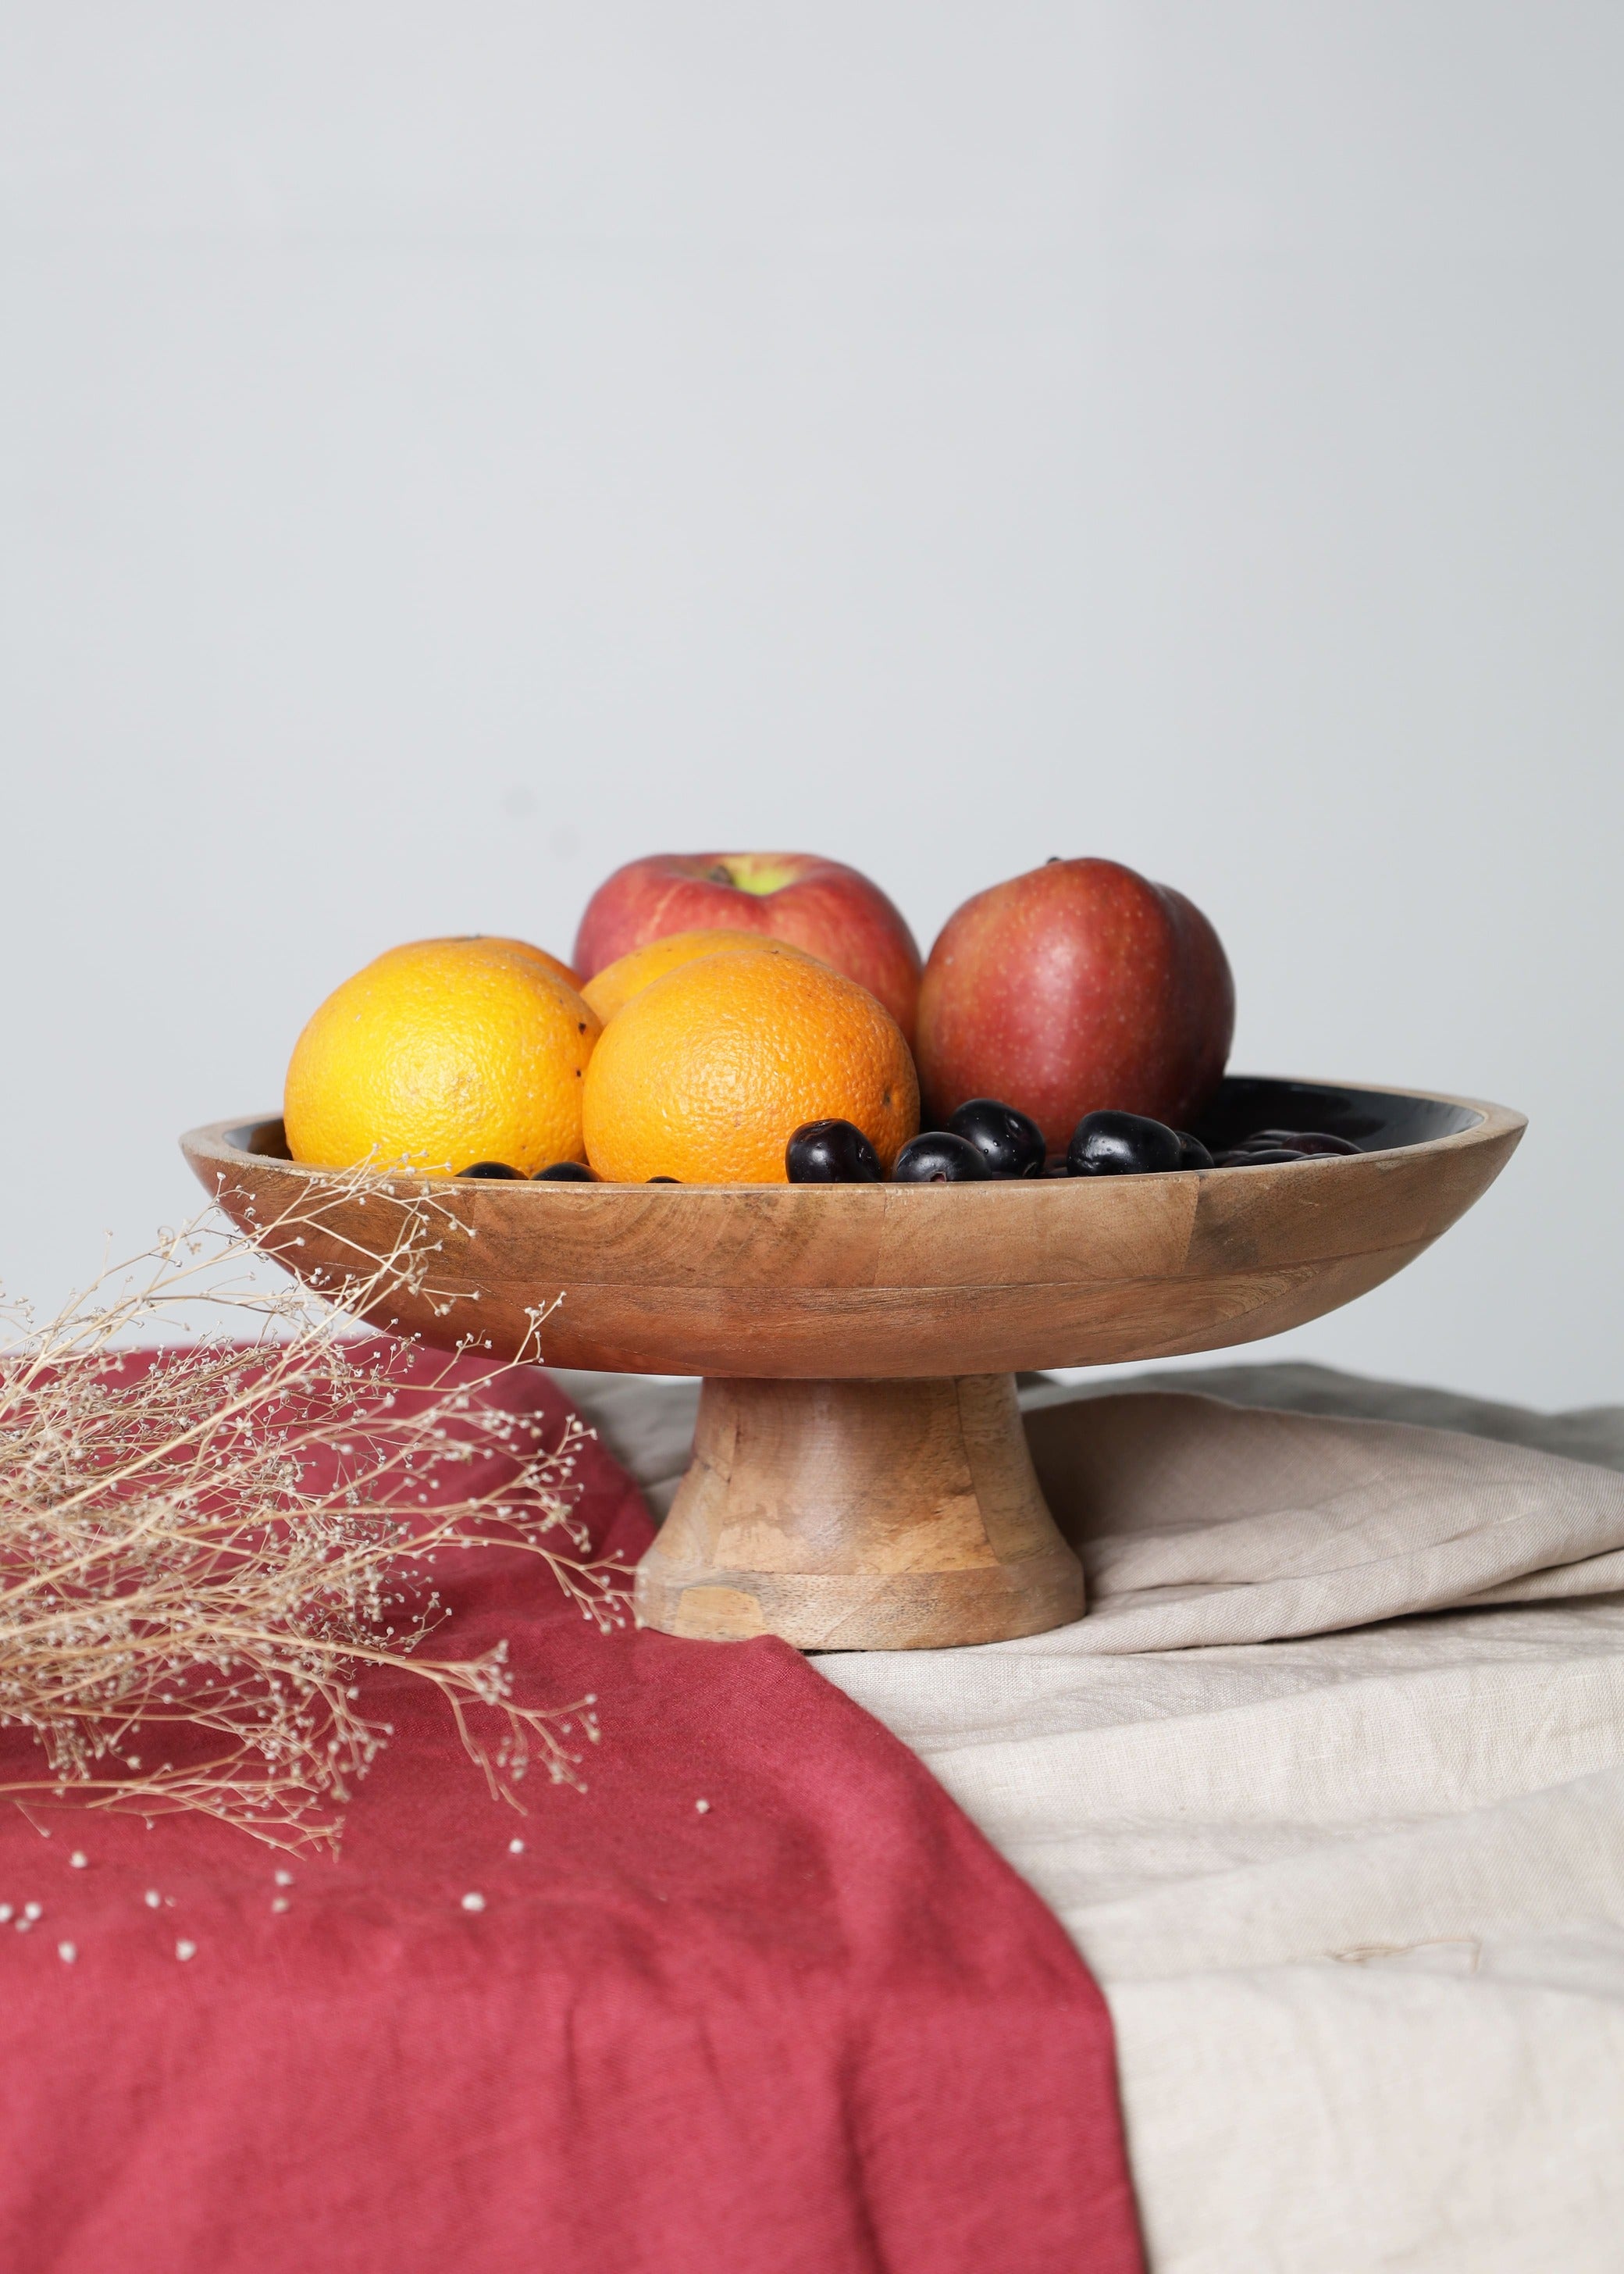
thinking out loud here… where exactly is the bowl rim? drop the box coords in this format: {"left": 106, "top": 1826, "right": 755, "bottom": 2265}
{"left": 181, "top": 1075, "right": 1526, "bottom": 1198}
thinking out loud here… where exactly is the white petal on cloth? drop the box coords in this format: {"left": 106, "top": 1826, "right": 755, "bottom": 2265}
{"left": 558, "top": 1363, "right": 1624, "bottom": 2274}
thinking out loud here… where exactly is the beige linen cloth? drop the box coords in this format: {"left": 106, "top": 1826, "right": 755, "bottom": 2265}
{"left": 559, "top": 1363, "right": 1624, "bottom": 2274}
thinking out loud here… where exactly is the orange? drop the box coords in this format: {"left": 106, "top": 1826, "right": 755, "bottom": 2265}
{"left": 285, "top": 938, "right": 600, "bottom": 1174}
{"left": 582, "top": 948, "right": 918, "bottom": 1184}
{"left": 582, "top": 928, "right": 815, "bottom": 1025}
{"left": 413, "top": 934, "right": 582, "bottom": 992}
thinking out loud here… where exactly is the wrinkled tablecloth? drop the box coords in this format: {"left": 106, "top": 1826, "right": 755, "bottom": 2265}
{"left": 0, "top": 1349, "right": 1141, "bottom": 2274}
{"left": 567, "top": 1361, "right": 1624, "bottom": 2274}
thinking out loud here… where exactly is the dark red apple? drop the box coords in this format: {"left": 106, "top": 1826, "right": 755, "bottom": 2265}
{"left": 572, "top": 854, "right": 923, "bottom": 1042}
{"left": 917, "top": 859, "right": 1234, "bottom": 1145}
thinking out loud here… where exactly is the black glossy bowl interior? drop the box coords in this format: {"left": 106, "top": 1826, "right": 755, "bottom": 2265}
{"left": 1192, "top": 1076, "right": 1480, "bottom": 1155}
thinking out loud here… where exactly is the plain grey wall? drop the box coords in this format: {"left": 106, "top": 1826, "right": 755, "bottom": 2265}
{"left": 2, "top": 5, "right": 1619, "bottom": 1403}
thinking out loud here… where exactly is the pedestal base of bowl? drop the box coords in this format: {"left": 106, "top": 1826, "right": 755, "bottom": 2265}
{"left": 632, "top": 1373, "right": 1085, "bottom": 1651}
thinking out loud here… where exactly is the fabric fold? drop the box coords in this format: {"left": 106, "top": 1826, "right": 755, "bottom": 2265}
{"left": 0, "top": 1349, "right": 1142, "bottom": 2274}
{"left": 1026, "top": 1388, "right": 1624, "bottom": 1648}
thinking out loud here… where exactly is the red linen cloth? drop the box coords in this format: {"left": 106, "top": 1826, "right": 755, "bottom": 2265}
{"left": 0, "top": 1350, "right": 1141, "bottom": 2274}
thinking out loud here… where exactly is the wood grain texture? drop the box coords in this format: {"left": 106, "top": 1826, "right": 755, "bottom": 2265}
{"left": 180, "top": 1083, "right": 1524, "bottom": 1378}
{"left": 633, "top": 1374, "right": 1084, "bottom": 1648}
{"left": 180, "top": 1079, "right": 1523, "bottom": 1649}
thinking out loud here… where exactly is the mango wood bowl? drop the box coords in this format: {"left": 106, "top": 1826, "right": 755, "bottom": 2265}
{"left": 183, "top": 1076, "right": 1522, "bottom": 1652}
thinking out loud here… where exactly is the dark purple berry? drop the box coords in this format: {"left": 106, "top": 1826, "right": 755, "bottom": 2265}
{"left": 1067, "top": 1111, "right": 1184, "bottom": 1178}
{"left": 786, "top": 1119, "right": 884, "bottom": 1184}
{"left": 1175, "top": 1132, "right": 1215, "bottom": 1171}
{"left": 1215, "top": 1146, "right": 1305, "bottom": 1167}
{"left": 892, "top": 1132, "right": 993, "bottom": 1184}
{"left": 946, "top": 1098, "right": 1046, "bottom": 1179}
{"left": 533, "top": 1160, "right": 595, "bottom": 1182}
{"left": 459, "top": 1161, "right": 522, "bottom": 1179}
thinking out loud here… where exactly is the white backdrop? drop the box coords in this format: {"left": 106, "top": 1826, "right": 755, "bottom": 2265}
{"left": 2, "top": 5, "right": 1619, "bottom": 1403}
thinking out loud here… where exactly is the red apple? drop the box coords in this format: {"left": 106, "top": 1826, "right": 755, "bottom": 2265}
{"left": 917, "top": 859, "right": 1234, "bottom": 1146}
{"left": 573, "top": 854, "right": 923, "bottom": 1043}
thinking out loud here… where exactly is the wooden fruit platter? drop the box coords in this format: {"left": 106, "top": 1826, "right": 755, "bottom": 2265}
{"left": 183, "top": 1075, "right": 1522, "bottom": 1652}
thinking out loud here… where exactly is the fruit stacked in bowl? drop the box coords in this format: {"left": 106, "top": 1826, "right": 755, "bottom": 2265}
{"left": 281, "top": 853, "right": 1355, "bottom": 1185}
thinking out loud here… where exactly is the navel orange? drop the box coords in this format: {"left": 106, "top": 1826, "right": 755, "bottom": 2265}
{"left": 285, "top": 937, "right": 600, "bottom": 1174}
{"left": 582, "top": 948, "right": 918, "bottom": 1184}
{"left": 581, "top": 928, "right": 815, "bottom": 1025}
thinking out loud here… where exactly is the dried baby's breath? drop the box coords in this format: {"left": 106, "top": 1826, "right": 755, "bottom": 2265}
{"left": 0, "top": 1169, "right": 629, "bottom": 1853}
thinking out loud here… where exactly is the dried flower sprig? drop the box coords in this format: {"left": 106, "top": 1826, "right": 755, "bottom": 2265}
{"left": 0, "top": 1170, "right": 630, "bottom": 1853}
